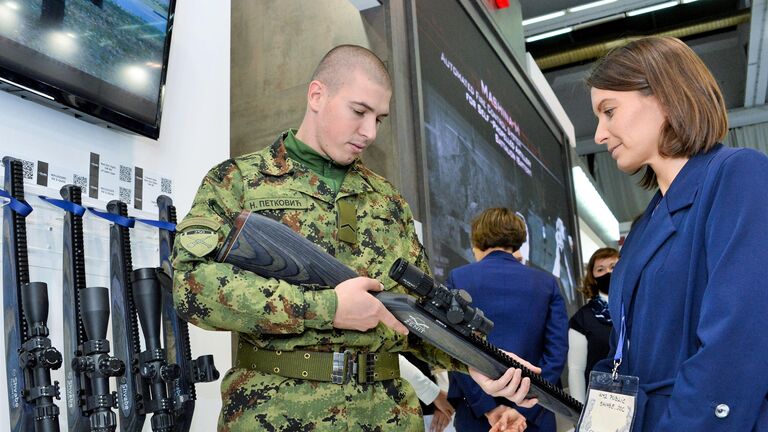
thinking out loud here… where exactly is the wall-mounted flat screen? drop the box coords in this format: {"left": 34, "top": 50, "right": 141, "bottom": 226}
{"left": 412, "top": 0, "right": 581, "bottom": 308}
{"left": 0, "top": 0, "right": 176, "bottom": 139}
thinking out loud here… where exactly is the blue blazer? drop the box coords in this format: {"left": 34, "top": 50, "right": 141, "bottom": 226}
{"left": 606, "top": 144, "right": 768, "bottom": 431}
{"left": 446, "top": 251, "right": 569, "bottom": 432}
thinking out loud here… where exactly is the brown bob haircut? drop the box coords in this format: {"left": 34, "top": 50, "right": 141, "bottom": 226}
{"left": 580, "top": 247, "right": 619, "bottom": 298}
{"left": 586, "top": 36, "right": 728, "bottom": 189}
{"left": 471, "top": 208, "right": 526, "bottom": 252}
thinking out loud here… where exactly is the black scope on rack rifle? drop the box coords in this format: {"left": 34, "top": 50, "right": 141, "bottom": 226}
{"left": 388, "top": 259, "right": 494, "bottom": 336}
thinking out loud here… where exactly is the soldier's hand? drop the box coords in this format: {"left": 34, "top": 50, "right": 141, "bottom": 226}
{"left": 333, "top": 277, "right": 409, "bottom": 335}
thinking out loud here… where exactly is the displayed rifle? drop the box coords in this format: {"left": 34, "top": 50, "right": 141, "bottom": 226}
{"left": 61, "top": 185, "right": 124, "bottom": 432}
{"left": 107, "top": 200, "right": 178, "bottom": 432}
{"left": 3, "top": 156, "right": 63, "bottom": 432}
{"left": 156, "top": 195, "right": 218, "bottom": 432}
{"left": 215, "top": 210, "right": 584, "bottom": 423}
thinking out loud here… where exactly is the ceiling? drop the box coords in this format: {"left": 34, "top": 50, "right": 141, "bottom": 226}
{"left": 518, "top": 0, "right": 766, "bottom": 221}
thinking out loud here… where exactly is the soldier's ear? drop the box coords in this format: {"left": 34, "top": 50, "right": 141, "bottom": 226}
{"left": 307, "top": 80, "right": 325, "bottom": 113}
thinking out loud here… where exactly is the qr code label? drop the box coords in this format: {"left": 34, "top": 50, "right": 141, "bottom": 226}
{"left": 21, "top": 160, "right": 34, "bottom": 180}
{"left": 73, "top": 174, "right": 87, "bottom": 189}
{"left": 161, "top": 178, "right": 172, "bottom": 194}
{"left": 119, "top": 187, "right": 131, "bottom": 204}
{"left": 119, "top": 165, "right": 132, "bottom": 182}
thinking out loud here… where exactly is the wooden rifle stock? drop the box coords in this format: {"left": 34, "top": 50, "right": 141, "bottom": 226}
{"left": 215, "top": 211, "right": 584, "bottom": 423}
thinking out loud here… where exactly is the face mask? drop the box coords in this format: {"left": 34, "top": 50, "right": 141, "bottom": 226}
{"left": 595, "top": 272, "right": 611, "bottom": 294}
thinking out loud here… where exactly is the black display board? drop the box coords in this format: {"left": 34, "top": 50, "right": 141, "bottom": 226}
{"left": 410, "top": 0, "right": 581, "bottom": 307}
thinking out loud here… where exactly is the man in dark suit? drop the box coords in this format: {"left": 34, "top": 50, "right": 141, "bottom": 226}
{"left": 446, "top": 208, "right": 568, "bottom": 432}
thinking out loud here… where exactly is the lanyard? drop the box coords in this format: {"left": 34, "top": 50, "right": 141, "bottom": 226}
{"left": 612, "top": 303, "right": 627, "bottom": 380}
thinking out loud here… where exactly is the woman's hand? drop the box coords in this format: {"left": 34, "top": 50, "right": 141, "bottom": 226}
{"left": 468, "top": 351, "right": 540, "bottom": 408}
{"left": 489, "top": 407, "right": 527, "bottom": 432}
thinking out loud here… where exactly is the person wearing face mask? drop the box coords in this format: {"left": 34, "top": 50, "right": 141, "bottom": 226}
{"left": 566, "top": 248, "right": 619, "bottom": 402}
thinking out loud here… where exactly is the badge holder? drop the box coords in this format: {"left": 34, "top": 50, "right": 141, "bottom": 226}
{"left": 577, "top": 304, "right": 639, "bottom": 432}
{"left": 576, "top": 369, "right": 639, "bottom": 432}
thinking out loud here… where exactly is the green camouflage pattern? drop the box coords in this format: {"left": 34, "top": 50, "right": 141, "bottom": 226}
{"left": 172, "top": 133, "right": 466, "bottom": 431}
{"left": 219, "top": 369, "right": 422, "bottom": 431}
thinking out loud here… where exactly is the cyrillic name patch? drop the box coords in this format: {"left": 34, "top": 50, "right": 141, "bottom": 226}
{"left": 246, "top": 196, "right": 309, "bottom": 211}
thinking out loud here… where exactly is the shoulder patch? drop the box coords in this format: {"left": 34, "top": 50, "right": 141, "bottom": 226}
{"left": 176, "top": 216, "right": 220, "bottom": 232}
{"left": 177, "top": 217, "right": 221, "bottom": 257}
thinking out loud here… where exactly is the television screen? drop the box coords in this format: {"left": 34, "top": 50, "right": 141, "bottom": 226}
{"left": 412, "top": 0, "right": 581, "bottom": 308}
{"left": 0, "top": 0, "right": 175, "bottom": 138}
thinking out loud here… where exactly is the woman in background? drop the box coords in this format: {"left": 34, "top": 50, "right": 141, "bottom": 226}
{"left": 566, "top": 247, "right": 619, "bottom": 402}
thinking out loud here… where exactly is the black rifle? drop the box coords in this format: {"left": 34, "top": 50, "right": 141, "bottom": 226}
{"left": 61, "top": 185, "right": 125, "bottom": 432}
{"left": 156, "top": 195, "right": 218, "bottom": 432}
{"left": 3, "top": 156, "right": 63, "bottom": 432}
{"left": 107, "top": 200, "right": 178, "bottom": 432}
{"left": 215, "top": 211, "right": 584, "bottom": 423}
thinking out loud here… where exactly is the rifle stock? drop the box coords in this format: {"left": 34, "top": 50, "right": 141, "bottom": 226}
{"left": 61, "top": 184, "right": 89, "bottom": 432}
{"left": 108, "top": 200, "right": 179, "bottom": 432}
{"left": 3, "top": 156, "right": 63, "bottom": 432}
{"left": 107, "top": 200, "right": 147, "bottom": 432}
{"left": 215, "top": 210, "right": 584, "bottom": 423}
{"left": 62, "top": 185, "right": 124, "bottom": 432}
{"left": 156, "top": 195, "right": 218, "bottom": 432}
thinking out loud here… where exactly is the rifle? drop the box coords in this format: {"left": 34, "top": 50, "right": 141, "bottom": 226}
{"left": 156, "top": 195, "right": 218, "bottom": 432}
{"left": 107, "top": 200, "right": 177, "bottom": 432}
{"left": 215, "top": 210, "right": 584, "bottom": 423}
{"left": 61, "top": 185, "right": 124, "bottom": 432}
{"left": 3, "top": 156, "right": 63, "bottom": 432}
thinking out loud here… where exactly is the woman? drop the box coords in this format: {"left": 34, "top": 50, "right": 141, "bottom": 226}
{"left": 475, "top": 36, "right": 768, "bottom": 431}
{"left": 450, "top": 207, "right": 568, "bottom": 432}
{"left": 567, "top": 247, "right": 619, "bottom": 402}
{"left": 587, "top": 36, "right": 768, "bottom": 430}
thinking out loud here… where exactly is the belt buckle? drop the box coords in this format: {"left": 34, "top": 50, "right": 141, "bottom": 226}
{"left": 364, "top": 353, "right": 376, "bottom": 384}
{"left": 331, "top": 350, "right": 357, "bottom": 384}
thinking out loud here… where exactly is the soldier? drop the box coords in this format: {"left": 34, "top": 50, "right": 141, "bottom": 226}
{"left": 172, "top": 44, "right": 535, "bottom": 431}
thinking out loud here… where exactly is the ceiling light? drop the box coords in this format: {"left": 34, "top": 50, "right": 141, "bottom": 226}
{"left": 572, "top": 166, "right": 619, "bottom": 242}
{"left": 522, "top": 10, "right": 566, "bottom": 26}
{"left": 681, "top": 0, "right": 699, "bottom": 3}
{"left": 568, "top": 0, "right": 617, "bottom": 13}
{"left": 626, "top": 1, "right": 678, "bottom": 17}
{"left": 526, "top": 27, "right": 572, "bottom": 43}
{"left": 573, "top": 13, "right": 626, "bottom": 31}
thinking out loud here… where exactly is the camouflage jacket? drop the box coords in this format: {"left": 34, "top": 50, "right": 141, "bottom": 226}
{"left": 172, "top": 133, "right": 464, "bottom": 370}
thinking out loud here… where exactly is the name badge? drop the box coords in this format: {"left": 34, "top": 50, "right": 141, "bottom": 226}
{"left": 577, "top": 371, "right": 639, "bottom": 432}
{"left": 246, "top": 196, "right": 309, "bottom": 211}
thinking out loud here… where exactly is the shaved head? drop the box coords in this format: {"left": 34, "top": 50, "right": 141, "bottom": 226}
{"left": 311, "top": 44, "right": 391, "bottom": 94}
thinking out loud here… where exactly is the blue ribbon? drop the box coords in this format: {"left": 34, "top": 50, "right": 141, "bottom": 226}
{"left": 0, "top": 188, "right": 33, "bottom": 217}
{"left": 135, "top": 218, "right": 176, "bottom": 232}
{"left": 38, "top": 195, "right": 86, "bottom": 216}
{"left": 87, "top": 207, "right": 135, "bottom": 228}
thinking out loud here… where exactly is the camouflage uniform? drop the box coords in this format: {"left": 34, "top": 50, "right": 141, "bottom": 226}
{"left": 173, "top": 133, "right": 464, "bottom": 431}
